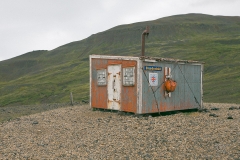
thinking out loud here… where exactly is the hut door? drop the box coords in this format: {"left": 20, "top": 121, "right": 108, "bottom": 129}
{"left": 107, "top": 65, "right": 121, "bottom": 110}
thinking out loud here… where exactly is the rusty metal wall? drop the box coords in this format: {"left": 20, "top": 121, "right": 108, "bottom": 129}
{"left": 141, "top": 61, "right": 202, "bottom": 114}
{"left": 90, "top": 56, "right": 138, "bottom": 113}
{"left": 91, "top": 58, "right": 108, "bottom": 109}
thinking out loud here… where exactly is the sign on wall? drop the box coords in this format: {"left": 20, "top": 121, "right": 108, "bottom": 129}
{"left": 97, "top": 69, "right": 107, "bottom": 86}
{"left": 144, "top": 66, "right": 162, "bottom": 71}
{"left": 123, "top": 67, "right": 135, "bottom": 86}
{"left": 149, "top": 73, "right": 158, "bottom": 86}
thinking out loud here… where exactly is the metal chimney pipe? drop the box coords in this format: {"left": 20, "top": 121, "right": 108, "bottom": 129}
{"left": 141, "top": 26, "right": 149, "bottom": 56}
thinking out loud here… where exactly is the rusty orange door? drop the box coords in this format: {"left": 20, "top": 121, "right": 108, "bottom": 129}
{"left": 107, "top": 65, "right": 121, "bottom": 110}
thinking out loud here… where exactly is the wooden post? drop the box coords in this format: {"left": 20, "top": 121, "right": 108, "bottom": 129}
{"left": 70, "top": 92, "right": 73, "bottom": 106}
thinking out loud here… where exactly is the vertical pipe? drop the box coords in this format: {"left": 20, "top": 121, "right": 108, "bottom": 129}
{"left": 141, "top": 34, "right": 145, "bottom": 56}
{"left": 141, "top": 26, "right": 149, "bottom": 56}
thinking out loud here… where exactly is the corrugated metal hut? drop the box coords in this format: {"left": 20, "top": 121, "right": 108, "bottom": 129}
{"left": 90, "top": 55, "right": 203, "bottom": 114}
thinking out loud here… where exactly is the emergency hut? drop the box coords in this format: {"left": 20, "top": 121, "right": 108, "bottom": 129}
{"left": 90, "top": 55, "right": 203, "bottom": 114}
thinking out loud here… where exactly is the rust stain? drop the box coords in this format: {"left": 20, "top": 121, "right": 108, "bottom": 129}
{"left": 91, "top": 58, "right": 137, "bottom": 112}
{"left": 91, "top": 79, "right": 107, "bottom": 109}
{"left": 121, "top": 60, "right": 137, "bottom": 113}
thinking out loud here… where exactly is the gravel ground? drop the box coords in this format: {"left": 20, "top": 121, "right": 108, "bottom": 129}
{"left": 0, "top": 103, "right": 239, "bottom": 159}
{"left": 0, "top": 102, "right": 81, "bottom": 123}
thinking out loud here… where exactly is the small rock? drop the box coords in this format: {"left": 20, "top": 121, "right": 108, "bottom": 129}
{"left": 227, "top": 116, "right": 233, "bottom": 119}
{"left": 209, "top": 113, "right": 218, "bottom": 117}
{"left": 32, "top": 121, "right": 39, "bottom": 125}
{"left": 37, "top": 143, "right": 47, "bottom": 147}
{"left": 198, "top": 108, "right": 209, "bottom": 112}
{"left": 210, "top": 107, "right": 219, "bottom": 110}
{"left": 229, "top": 106, "right": 238, "bottom": 110}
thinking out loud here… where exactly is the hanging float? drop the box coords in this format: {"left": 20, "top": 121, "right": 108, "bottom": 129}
{"left": 165, "top": 79, "right": 177, "bottom": 92}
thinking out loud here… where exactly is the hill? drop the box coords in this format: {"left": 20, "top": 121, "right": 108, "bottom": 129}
{"left": 0, "top": 13, "right": 240, "bottom": 106}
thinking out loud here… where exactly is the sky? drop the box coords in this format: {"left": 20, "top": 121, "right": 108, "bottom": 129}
{"left": 0, "top": 0, "right": 240, "bottom": 61}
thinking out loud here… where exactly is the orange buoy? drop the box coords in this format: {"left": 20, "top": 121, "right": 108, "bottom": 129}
{"left": 165, "top": 79, "right": 177, "bottom": 92}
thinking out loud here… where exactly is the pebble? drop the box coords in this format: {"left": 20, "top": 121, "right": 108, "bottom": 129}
{"left": 209, "top": 113, "right": 218, "bottom": 117}
{"left": 229, "top": 106, "right": 239, "bottom": 110}
{"left": 32, "top": 121, "right": 39, "bottom": 125}
{"left": 227, "top": 116, "right": 233, "bottom": 119}
{"left": 210, "top": 107, "right": 219, "bottom": 110}
{"left": 198, "top": 108, "right": 209, "bottom": 112}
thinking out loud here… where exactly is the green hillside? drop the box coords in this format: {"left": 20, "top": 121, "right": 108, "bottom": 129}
{"left": 0, "top": 13, "right": 240, "bottom": 106}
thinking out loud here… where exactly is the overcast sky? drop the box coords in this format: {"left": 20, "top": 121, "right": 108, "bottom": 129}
{"left": 0, "top": 0, "right": 239, "bottom": 61}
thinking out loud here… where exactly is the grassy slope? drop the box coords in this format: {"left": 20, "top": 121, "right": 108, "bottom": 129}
{"left": 0, "top": 14, "right": 240, "bottom": 106}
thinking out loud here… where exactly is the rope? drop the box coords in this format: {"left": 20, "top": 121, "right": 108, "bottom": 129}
{"left": 141, "top": 63, "right": 178, "bottom": 114}
{"left": 141, "top": 63, "right": 202, "bottom": 114}
{"left": 141, "top": 68, "right": 160, "bottom": 115}
{"left": 153, "top": 63, "right": 178, "bottom": 93}
{"left": 177, "top": 64, "right": 202, "bottom": 108}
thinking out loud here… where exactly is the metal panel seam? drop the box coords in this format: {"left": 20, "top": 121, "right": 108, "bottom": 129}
{"left": 137, "top": 58, "right": 143, "bottom": 114}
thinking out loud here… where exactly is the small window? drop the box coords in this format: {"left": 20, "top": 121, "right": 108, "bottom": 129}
{"left": 123, "top": 67, "right": 135, "bottom": 86}
{"left": 97, "top": 69, "right": 107, "bottom": 86}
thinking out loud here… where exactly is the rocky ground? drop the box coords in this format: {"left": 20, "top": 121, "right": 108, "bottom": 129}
{"left": 0, "top": 103, "right": 239, "bottom": 159}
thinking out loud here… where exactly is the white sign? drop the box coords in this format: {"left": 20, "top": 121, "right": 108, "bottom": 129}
{"left": 149, "top": 73, "right": 158, "bottom": 86}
